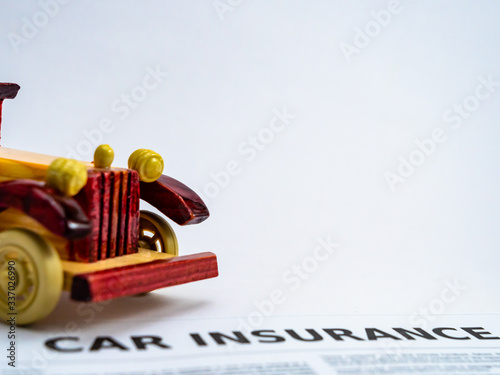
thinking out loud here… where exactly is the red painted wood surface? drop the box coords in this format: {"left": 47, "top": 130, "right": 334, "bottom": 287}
{"left": 70, "top": 252, "right": 218, "bottom": 302}
{"left": 108, "top": 171, "right": 121, "bottom": 258}
{"left": 139, "top": 175, "right": 209, "bottom": 226}
{"left": 72, "top": 170, "right": 101, "bottom": 262}
{"left": 126, "top": 171, "right": 140, "bottom": 254}
{"left": 0, "top": 179, "right": 91, "bottom": 239}
{"left": 0, "top": 83, "right": 21, "bottom": 145}
{"left": 0, "top": 83, "right": 20, "bottom": 100}
{"left": 116, "top": 171, "right": 129, "bottom": 256}
{"left": 72, "top": 169, "right": 140, "bottom": 263}
{"left": 99, "top": 171, "right": 112, "bottom": 260}
{"left": 99, "top": 170, "right": 127, "bottom": 259}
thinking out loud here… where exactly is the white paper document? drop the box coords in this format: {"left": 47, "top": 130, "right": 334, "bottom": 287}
{"left": 7, "top": 313, "right": 500, "bottom": 374}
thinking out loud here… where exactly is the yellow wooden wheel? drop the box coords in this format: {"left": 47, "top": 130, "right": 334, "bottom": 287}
{"left": 0, "top": 229, "right": 63, "bottom": 325}
{"left": 139, "top": 211, "right": 178, "bottom": 256}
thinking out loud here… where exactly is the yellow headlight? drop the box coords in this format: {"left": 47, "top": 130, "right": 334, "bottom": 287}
{"left": 94, "top": 144, "right": 114, "bottom": 169}
{"left": 128, "top": 149, "right": 164, "bottom": 183}
{"left": 46, "top": 158, "right": 88, "bottom": 196}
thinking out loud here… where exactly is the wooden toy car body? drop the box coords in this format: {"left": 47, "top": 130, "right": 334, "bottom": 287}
{"left": 0, "top": 84, "right": 218, "bottom": 325}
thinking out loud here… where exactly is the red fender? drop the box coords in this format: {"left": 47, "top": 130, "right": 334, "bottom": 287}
{"left": 139, "top": 175, "right": 209, "bottom": 225}
{"left": 0, "top": 179, "right": 91, "bottom": 239}
{"left": 0, "top": 83, "right": 20, "bottom": 100}
{"left": 0, "top": 83, "right": 21, "bottom": 145}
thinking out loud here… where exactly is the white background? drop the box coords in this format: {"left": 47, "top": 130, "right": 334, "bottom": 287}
{"left": 1, "top": 0, "right": 500, "bottom": 355}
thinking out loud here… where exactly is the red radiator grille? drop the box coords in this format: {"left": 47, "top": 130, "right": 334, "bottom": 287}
{"left": 70, "top": 169, "right": 140, "bottom": 263}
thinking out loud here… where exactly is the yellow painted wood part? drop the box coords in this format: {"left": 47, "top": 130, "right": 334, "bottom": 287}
{"left": 128, "top": 149, "right": 164, "bottom": 182}
{"left": 94, "top": 144, "right": 114, "bottom": 169}
{"left": 46, "top": 158, "right": 88, "bottom": 196}
{"left": 0, "top": 208, "right": 70, "bottom": 259}
{"left": 0, "top": 228, "right": 63, "bottom": 325}
{"left": 0, "top": 147, "right": 92, "bottom": 181}
{"left": 61, "top": 248, "right": 174, "bottom": 290}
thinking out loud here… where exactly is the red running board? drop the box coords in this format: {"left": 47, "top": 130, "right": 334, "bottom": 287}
{"left": 70, "top": 252, "right": 218, "bottom": 302}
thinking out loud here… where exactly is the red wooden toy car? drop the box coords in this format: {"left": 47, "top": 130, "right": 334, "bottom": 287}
{"left": 0, "top": 83, "right": 218, "bottom": 325}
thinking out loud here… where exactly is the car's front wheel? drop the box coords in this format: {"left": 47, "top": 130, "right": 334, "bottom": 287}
{"left": 0, "top": 229, "right": 63, "bottom": 325}
{"left": 138, "top": 210, "right": 179, "bottom": 256}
